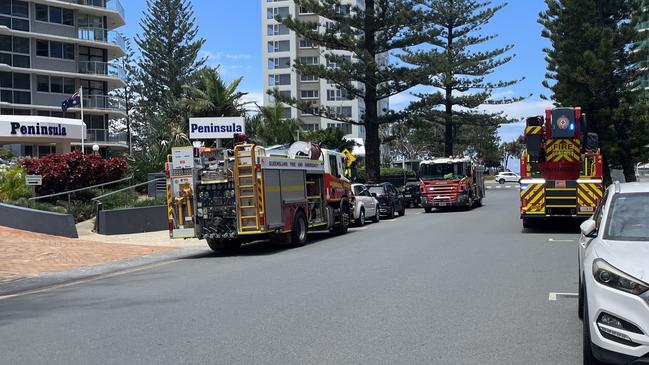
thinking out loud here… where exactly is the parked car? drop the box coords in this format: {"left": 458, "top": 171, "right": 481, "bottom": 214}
{"left": 495, "top": 171, "right": 520, "bottom": 184}
{"left": 578, "top": 182, "right": 649, "bottom": 365}
{"left": 351, "top": 184, "right": 380, "bottom": 226}
{"left": 367, "top": 182, "right": 406, "bottom": 218}
{"left": 402, "top": 179, "right": 421, "bottom": 208}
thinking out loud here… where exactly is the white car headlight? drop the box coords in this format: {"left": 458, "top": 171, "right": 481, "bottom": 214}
{"left": 593, "top": 259, "right": 649, "bottom": 295}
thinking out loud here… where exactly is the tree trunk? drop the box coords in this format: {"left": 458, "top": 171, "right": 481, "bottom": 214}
{"left": 363, "top": 0, "right": 380, "bottom": 183}
{"left": 444, "top": 14, "right": 454, "bottom": 157}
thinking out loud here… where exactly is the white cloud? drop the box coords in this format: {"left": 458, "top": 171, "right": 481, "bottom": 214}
{"left": 242, "top": 91, "right": 265, "bottom": 112}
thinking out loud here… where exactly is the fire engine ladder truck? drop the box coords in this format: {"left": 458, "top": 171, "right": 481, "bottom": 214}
{"left": 233, "top": 144, "right": 265, "bottom": 233}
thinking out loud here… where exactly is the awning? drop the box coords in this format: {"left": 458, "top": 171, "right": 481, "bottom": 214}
{"left": 0, "top": 115, "right": 85, "bottom": 143}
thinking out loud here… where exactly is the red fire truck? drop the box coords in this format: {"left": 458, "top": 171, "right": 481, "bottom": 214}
{"left": 519, "top": 107, "right": 604, "bottom": 228}
{"left": 419, "top": 156, "right": 486, "bottom": 213}
{"left": 166, "top": 141, "right": 352, "bottom": 251}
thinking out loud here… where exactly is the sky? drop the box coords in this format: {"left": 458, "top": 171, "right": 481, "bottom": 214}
{"left": 119, "top": 0, "right": 553, "bottom": 145}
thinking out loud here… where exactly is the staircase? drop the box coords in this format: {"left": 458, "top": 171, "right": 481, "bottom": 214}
{"left": 233, "top": 144, "right": 264, "bottom": 232}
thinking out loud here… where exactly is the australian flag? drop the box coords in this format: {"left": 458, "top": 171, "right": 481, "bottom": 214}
{"left": 61, "top": 89, "right": 81, "bottom": 112}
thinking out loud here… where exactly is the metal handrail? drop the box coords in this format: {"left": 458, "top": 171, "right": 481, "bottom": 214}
{"left": 28, "top": 176, "right": 133, "bottom": 213}
{"left": 92, "top": 178, "right": 164, "bottom": 203}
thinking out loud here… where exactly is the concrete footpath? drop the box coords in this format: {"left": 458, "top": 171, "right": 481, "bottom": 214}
{"left": 0, "top": 222, "right": 210, "bottom": 297}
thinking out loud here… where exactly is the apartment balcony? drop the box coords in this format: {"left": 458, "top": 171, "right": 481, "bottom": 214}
{"left": 75, "top": 0, "right": 125, "bottom": 22}
{"left": 78, "top": 61, "right": 125, "bottom": 80}
{"left": 83, "top": 95, "right": 126, "bottom": 114}
{"left": 86, "top": 128, "right": 128, "bottom": 147}
{"left": 78, "top": 27, "right": 125, "bottom": 49}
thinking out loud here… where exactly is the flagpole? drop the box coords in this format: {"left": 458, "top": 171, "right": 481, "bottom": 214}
{"left": 80, "top": 86, "right": 85, "bottom": 154}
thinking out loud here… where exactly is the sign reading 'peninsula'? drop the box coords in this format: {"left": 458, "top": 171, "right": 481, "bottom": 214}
{"left": 189, "top": 117, "right": 245, "bottom": 140}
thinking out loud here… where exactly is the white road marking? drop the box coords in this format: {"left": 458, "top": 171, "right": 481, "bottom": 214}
{"left": 382, "top": 219, "right": 397, "bottom": 222}
{"left": 548, "top": 292, "right": 579, "bottom": 301}
{"left": 416, "top": 211, "right": 424, "bottom": 215}
{"left": 0, "top": 259, "right": 180, "bottom": 301}
{"left": 496, "top": 186, "right": 502, "bottom": 189}
{"left": 548, "top": 238, "right": 576, "bottom": 243}
{"left": 353, "top": 227, "right": 368, "bottom": 231}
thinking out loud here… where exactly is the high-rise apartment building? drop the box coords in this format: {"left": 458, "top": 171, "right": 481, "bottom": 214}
{"left": 0, "top": 0, "right": 126, "bottom": 157}
{"left": 262, "top": 0, "right": 387, "bottom": 140}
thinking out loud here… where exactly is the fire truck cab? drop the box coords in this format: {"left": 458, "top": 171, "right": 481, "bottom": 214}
{"left": 166, "top": 141, "right": 352, "bottom": 252}
{"left": 419, "top": 157, "right": 485, "bottom": 213}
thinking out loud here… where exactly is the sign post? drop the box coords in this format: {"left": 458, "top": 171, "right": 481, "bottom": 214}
{"left": 25, "top": 174, "right": 42, "bottom": 202}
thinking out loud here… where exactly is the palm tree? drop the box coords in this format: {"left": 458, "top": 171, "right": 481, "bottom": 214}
{"left": 254, "top": 103, "right": 303, "bottom": 146}
{"left": 180, "top": 67, "right": 250, "bottom": 118}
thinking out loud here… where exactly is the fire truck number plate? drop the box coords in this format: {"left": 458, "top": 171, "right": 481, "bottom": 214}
{"left": 555, "top": 180, "right": 566, "bottom": 188}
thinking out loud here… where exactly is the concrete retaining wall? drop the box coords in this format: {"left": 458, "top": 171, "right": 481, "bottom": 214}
{"left": 96, "top": 205, "right": 168, "bottom": 235}
{"left": 0, "top": 203, "right": 78, "bottom": 238}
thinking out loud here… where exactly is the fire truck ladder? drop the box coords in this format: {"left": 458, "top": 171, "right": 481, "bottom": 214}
{"left": 234, "top": 144, "right": 264, "bottom": 232}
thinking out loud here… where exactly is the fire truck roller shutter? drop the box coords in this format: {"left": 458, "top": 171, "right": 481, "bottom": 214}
{"left": 264, "top": 170, "right": 283, "bottom": 228}
{"left": 585, "top": 133, "right": 599, "bottom": 152}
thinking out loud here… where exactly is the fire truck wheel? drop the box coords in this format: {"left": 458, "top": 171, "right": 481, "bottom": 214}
{"left": 398, "top": 205, "right": 405, "bottom": 216}
{"left": 206, "top": 238, "right": 241, "bottom": 253}
{"left": 356, "top": 208, "right": 366, "bottom": 226}
{"left": 425, "top": 207, "right": 433, "bottom": 213}
{"left": 335, "top": 203, "right": 350, "bottom": 234}
{"left": 522, "top": 218, "right": 533, "bottom": 229}
{"left": 290, "top": 211, "right": 308, "bottom": 247}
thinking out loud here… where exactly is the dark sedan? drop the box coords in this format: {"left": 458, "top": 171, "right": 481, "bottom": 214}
{"left": 367, "top": 182, "right": 406, "bottom": 218}
{"left": 402, "top": 180, "right": 421, "bottom": 208}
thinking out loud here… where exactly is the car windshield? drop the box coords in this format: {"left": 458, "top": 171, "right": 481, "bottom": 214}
{"left": 368, "top": 186, "right": 385, "bottom": 195}
{"left": 420, "top": 163, "right": 466, "bottom": 180}
{"left": 604, "top": 193, "right": 649, "bottom": 241}
{"left": 353, "top": 185, "right": 364, "bottom": 195}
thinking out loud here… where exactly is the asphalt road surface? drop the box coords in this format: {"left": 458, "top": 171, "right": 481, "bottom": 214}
{"left": 0, "top": 189, "right": 584, "bottom": 365}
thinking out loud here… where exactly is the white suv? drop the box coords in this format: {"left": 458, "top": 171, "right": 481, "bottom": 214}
{"left": 351, "top": 183, "right": 380, "bottom": 226}
{"left": 578, "top": 182, "right": 649, "bottom": 365}
{"left": 495, "top": 171, "right": 520, "bottom": 184}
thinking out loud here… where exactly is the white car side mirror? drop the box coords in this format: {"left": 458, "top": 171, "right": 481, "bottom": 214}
{"left": 580, "top": 219, "right": 598, "bottom": 238}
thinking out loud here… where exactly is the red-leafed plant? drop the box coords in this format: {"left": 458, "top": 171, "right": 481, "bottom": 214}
{"left": 21, "top": 151, "right": 127, "bottom": 195}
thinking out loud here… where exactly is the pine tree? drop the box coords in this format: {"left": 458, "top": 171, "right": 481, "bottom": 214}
{"left": 540, "top": 0, "right": 649, "bottom": 182}
{"left": 135, "top": 0, "right": 205, "bottom": 145}
{"left": 400, "top": 0, "right": 522, "bottom": 158}
{"left": 110, "top": 34, "right": 137, "bottom": 154}
{"left": 273, "top": 0, "right": 426, "bottom": 182}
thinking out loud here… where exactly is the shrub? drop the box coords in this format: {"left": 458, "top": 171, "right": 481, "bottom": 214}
{"left": 21, "top": 151, "right": 127, "bottom": 195}
{"left": 0, "top": 165, "right": 32, "bottom": 202}
{"left": 0, "top": 147, "right": 13, "bottom": 160}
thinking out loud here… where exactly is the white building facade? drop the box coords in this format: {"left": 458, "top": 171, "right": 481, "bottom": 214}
{"left": 0, "top": 0, "right": 126, "bottom": 157}
{"left": 262, "top": 0, "right": 389, "bottom": 140}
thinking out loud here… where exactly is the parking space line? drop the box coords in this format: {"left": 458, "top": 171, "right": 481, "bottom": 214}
{"left": 548, "top": 292, "right": 578, "bottom": 301}
{"left": 548, "top": 238, "right": 576, "bottom": 243}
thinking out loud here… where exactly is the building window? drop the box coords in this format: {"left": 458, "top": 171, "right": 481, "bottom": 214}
{"left": 35, "top": 4, "right": 74, "bottom": 26}
{"left": 267, "top": 6, "right": 289, "bottom": 20}
{"left": 268, "top": 57, "right": 290, "bottom": 69}
{"left": 36, "top": 39, "right": 75, "bottom": 60}
{"left": 0, "top": 35, "right": 29, "bottom": 68}
{"left": 0, "top": 71, "right": 30, "bottom": 105}
{"left": 300, "top": 74, "right": 319, "bottom": 82}
{"left": 268, "top": 73, "right": 291, "bottom": 86}
{"left": 299, "top": 56, "right": 319, "bottom": 65}
{"left": 299, "top": 39, "right": 316, "bottom": 48}
{"left": 0, "top": 0, "right": 29, "bottom": 31}
{"left": 303, "top": 123, "right": 320, "bottom": 131}
{"left": 283, "top": 107, "right": 292, "bottom": 119}
{"left": 300, "top": 89, "right": 319, "bottom": 99}
{"left": 327, "top": 123, "right": 352, "bottom": 135}
{"left": 336, "top": 106, "right": 353, "bottom": 118}
{"left": 267, "top": 24, "right": 289, "bottom": 36}
{"left": 327, "top": 89, "right": 351, "bottom": 101}
{"left": 267, "top": 40, "right": 290, "bottom": 53}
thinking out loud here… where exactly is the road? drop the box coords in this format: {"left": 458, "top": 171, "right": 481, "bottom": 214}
{"left": 0, "top": 189, "right": 584, "bottom": 365}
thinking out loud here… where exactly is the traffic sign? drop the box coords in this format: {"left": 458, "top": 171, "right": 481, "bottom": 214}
{"left": 342, "top": 149, "right": 356, "bottom": 167}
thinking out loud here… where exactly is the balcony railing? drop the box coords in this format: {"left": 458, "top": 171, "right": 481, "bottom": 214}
{"left": 86, "top": 129, "right": 128, "bottom": 145}
{"left": 77, "top": 27, "right": 125, "bottom": 50}
{"left": 83, "top": 95, "right": 126, "bottom": 113}
{"left": 78, "top": 61, "right": 125, "bottom": 79}
{"left": 75, "top": 0, "right": 125, "bottom": 21}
